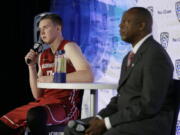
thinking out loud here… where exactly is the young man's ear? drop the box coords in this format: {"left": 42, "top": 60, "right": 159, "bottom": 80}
{"left": 57, "top": 25, "right": 62, "bottom": 32}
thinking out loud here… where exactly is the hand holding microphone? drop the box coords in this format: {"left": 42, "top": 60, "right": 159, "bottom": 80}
{"left": 25, "top": 42, "right": 43, "bottom": 64}
{"left": 67, "top": 120, "right": 89, "bottom": 133}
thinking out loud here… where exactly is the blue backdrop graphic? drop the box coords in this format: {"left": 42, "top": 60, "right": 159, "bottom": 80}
{"left": 50, "top": 0, "right": 132, "bottom": 82}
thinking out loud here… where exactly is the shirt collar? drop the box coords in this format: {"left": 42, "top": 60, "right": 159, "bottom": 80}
{"left": 132, "top": 34, "right": 152, "bottom": 54}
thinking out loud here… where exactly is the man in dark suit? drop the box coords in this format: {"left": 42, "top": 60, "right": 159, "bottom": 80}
{"left": 64, "top": 7, "right": 174, "bottom": 135}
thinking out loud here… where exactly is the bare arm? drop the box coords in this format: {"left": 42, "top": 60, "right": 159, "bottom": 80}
{"left": 64, "top": 42, "right": 94, "bottom": 82}
{"left": 25, "top": 49, "right": 43, "bottom": 99}
{"left": 36, "top": 42, "right": 94, "bottom": 84}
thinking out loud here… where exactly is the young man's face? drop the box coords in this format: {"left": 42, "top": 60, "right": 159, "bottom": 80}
{"left": 39, "top": 19, "right": 61, "bottom": 44}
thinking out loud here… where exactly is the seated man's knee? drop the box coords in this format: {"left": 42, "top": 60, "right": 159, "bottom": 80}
{"left": 27, "top": 106, "right": 47, "bottom": 126}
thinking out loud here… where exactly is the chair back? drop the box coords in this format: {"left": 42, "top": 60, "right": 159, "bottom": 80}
{"left": 170, "top": 79, "right": 180, "bottom": 135}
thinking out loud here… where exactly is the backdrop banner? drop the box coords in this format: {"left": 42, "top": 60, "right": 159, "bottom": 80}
{"left": 50, "top": 0, "right": 180, "bottom": 134}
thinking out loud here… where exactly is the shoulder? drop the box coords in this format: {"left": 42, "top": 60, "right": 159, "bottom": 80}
{"left": 64, "top": 41, "right": 81, "bottom": 51}
{"left": 144, "top": 39, "right": 173, "bottom": 68}
{"left": 143, "top": 37, "right": 166, "bottom": 56}
{"left": 64, "top": 41, "right": 78, "bottom": 47}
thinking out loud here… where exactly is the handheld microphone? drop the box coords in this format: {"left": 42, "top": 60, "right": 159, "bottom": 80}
{"left": 68, "top": 120, "right": 89, "bottom": 133}
{"left": 26, "top": 42, "right": 43, "bottom": 64}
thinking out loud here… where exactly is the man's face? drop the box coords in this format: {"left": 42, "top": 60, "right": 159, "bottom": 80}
{"left": 39, "top": 19, "right": 60, "bottom": 44}
{"left": 119, "top": 11, "right": 139, "bottom": 43}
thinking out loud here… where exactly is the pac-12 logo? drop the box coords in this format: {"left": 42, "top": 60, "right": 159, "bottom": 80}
{"left": 175, "top": 1, "right": 180, "bottom": 22}
{"left": 175, "top": 59, "right": 180, "bottom": 78}
{"left": 147, "top": 6, "right": 154, "bottom": 16}
{"left": 160, "top": 32, "right": 169, "bottom": 48}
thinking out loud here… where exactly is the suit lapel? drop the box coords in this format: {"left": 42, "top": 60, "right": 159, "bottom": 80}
{"left": 118, "top": 56, "right": 137, "bottom": 89}
{"left": 118, "top": 36, "right": 153, "bottom": 91}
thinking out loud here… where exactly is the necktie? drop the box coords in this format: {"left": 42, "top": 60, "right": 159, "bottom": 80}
{"left": 127, "top": 51, "right": 135, "bottom": 68}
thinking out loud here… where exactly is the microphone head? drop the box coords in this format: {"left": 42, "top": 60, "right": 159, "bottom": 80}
{"left": 33, "top": 42, "right": 43, "bottom": 53}
{"left": 33, "top": 42, "right": 41, "bottom": 49}
{"left": 26, "top": 42, "right": 43, "bottom": 64}
{"left": 68, "top": 120, "right": 76, "bottom": 128}
{"left": 76, "top": 124, "right": 86, "bottom": 132}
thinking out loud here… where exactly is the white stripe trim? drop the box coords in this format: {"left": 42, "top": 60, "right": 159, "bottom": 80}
{"left": 2, "top": 115, "right": 20, "bottom": 127}
{"left": 45, "top": 89, "right": 80, "bottom": 124}
{"left": 45, "top": 105, "right": 67, "bottom": 123}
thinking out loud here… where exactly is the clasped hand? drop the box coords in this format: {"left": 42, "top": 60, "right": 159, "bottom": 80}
{"left": 85, "top": 117, "right": 106, "bottom": 135}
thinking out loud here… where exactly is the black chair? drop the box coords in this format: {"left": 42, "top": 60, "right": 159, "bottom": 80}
{"left": 24, "top": 90, "right": 84, "bottom": 135}
{"left": 170, "top": 79, "right": 180, "bottom": 135}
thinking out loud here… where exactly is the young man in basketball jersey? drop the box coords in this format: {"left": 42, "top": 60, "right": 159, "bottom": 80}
{"left": 0, "top": 13, "right": 93, "bottom": 135}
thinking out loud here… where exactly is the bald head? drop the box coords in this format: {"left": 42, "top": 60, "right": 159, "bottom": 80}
{"left": 127, "top": 7, "right": 153, "bottom": 33}
{"left": 119, "top": 7, "right": 153, "bottom": 45}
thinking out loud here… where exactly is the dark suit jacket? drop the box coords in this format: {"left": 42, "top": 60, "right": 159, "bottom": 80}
{"left": 98, "top": 36, "right": 175, "bottom": 135}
